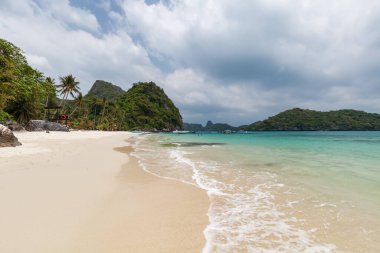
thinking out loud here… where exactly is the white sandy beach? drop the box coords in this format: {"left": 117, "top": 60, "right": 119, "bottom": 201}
{"left": 0, "top": 131, "right": 208, "bottom": 253}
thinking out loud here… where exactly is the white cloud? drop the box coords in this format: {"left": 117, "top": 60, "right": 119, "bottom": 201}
{"left": 109, "top": 10, "right": 124, "bottom": 22}
{"left": 34, "top": 0, "right": 101, "bottom": 32}
{"left": 24, "top": 53, "right": 51, "bottom": 70}
{"left": 119, "top": 0, "right": 380, "bottom": 123}
{"left": 1, "top": 0, "right": 380, "bottom": 124}
{"left": 120, "top": 0, "right": 380, "bottom": 80}
{"left": 161, "top": 68, "right": 285, "bottom": 124}
{"left": 0, "top": 0, "right": 161, "bottom": 93}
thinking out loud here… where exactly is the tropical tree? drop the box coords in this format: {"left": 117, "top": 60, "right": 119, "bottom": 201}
{"left": 0, "top": 38, "right": 23, "bottom": 113}
{"left": 69, "top": 92, "right": 84, "bottom": 117}
{"left": 45, "top": 77, "right": 55, "bottom": 86}
{"left": 0, "top": 38, "right": 56, "bottom": 123}
{"left": 88, "top": 96, "right": 103, "bottom": 129}
{"left": 43, "top": 77, "right": 55, "bottom": 118}
{"left": 100, "top": 97, "right": 107, "bottom": 123}
{"left": 56, "top": 74, "right": 80, "bottom": 113}
{"left": 108, "top": 103, "right": 125, "bottom": 130}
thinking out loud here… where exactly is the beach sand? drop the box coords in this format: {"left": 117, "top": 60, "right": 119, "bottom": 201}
{"left": 0, "top": 131, "right": 208, "bottom": 253}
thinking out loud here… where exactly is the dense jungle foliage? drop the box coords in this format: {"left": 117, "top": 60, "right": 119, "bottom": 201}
{"left": 118, "top": 82, "right": 182, "bottom": 131}
{"left": 0, "top": 39, "right": 56, "bottom": 123}
{"left": 0, "top": 38, "right": 183, "bottom": 131}
{"left": 50, "top": 80, "right": 183, "bottom": 131}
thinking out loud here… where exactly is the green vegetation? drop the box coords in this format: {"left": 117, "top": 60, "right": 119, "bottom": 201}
{"left": 245, "top": 108, "right": 380, "bottom": 131}
{"left": 0, "top": 38, "right": 55, "bottom": 123}
{"left": 117, "top": 82, "right": 182, "bottom": 131}
{"left": 186, "top": 109, "right": 380, "bottom": 132}
{"left": 0, "top": 38, "right": 183, "bottom": 131}
{"left": 86, "top": 80, "right": 125, "bottom": 101}
{"left": 183, "top": 123, "right": 204, "bottom": 131}
{"left": 56, "top": 81, "right": 181, "bottom": 131}
{"left": 68, "top": 81, "right": 182, "bottom": 131}
{"left": 56, "top": 74, "right": 81, "bottom": 113}
{"left": 205, "top": 121, "right": 238, "bottom": 131}
{"left": 183, "top": 121, "right": 238, "bottom": 132}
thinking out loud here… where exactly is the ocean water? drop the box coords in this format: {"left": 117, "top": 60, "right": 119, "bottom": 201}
{"left": 130, "top": 132, "right": 380, "bottom": 253}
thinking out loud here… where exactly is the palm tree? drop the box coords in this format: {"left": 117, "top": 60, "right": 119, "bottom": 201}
{"left": 88, "top": 96, "right": 102, "bottom": 129}
{"left": 56, "top": 74, "right": 80, "bottom": 113}
{"left": 100, "top": 97, "right": 107, "bottom": 123}
{"left": 69, "top": 92, "right": 84, "bottom": 117}
{"left": 44, "top": 77, "right": 55, "bottom": 119}
{"left": 46, "top": 77, "right": 55, "bottom": 85}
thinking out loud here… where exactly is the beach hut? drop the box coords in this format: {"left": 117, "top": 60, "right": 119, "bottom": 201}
{"left": 44, "top": 105, "right": 68, "bottom": 126}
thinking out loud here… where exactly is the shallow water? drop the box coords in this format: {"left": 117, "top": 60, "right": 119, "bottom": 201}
{"left": 130, "top": 132, "right": 380, "bottom": 253}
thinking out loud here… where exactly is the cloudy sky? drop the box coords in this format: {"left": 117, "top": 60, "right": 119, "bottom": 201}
{"left": 1, "top": 0, "right": 380, "bottom": 125}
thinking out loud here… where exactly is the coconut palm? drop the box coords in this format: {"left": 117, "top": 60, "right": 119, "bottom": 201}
{"left": 43, "top": 77, "right": 55, "bottom": 118}
{"left": 100, "top": 97, "right": 107, "bottom": 123}
{"left": 56, "top": 74, "right": 80, "bottom": 113}
{"left": 71, "top": 93, "right": 83, "bottom": 112}
{"left": 46, "top": 77, "right": 55, "bottom": 85}
{"left": 69, "top": 92, "right": 84, "bottom": 117}
{"left": 88, "top": 96, "right": 103, "bottom": 129}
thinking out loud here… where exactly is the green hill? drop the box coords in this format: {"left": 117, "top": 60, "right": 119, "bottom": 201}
{"left": 245, "top": 108, "right": 380, "bottom": 131}
{"left": 204, "top": 121, "right": 238, "bottom": 131}
{"left": 183, "top": 120, "right": 238, "bottom": 132}
{"left": 117, "top": 82, "right": 183, "bottom": 131}
{"left": 183, "top": 123, "right": 204, "bottom": 131}
{"left": 0, "top": 38, "right": 182, "bottom": 132}
{"left": 86, "top": 80, "right": 125, "bottom": 101}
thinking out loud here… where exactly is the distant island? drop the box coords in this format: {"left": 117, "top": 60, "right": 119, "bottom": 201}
{"left": 184, "top": 121, "right": 238, "bottom": 132}
{"left": 185, "top": 108, "right": 380, "bottom": 132}
{"left": 245, "top": 108, "right": 380, "bottom": 131}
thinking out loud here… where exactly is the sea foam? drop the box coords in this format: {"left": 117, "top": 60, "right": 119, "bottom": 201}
{"left": 130, "top": 135, "right": 337, "bottom": 253}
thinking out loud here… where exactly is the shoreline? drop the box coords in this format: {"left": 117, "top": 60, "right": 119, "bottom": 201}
{"left": 0, "top": 131, "right": 209, "bottom": 253}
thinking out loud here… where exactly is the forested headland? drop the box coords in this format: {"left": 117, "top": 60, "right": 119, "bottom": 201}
{"left": 0, "top": 38, "right": 182, "bottom": 131}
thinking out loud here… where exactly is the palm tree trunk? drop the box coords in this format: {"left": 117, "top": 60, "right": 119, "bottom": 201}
{"left": 100, "top": 104, "right": 106, "bottom": 123}
{"left": 43, "top": 94, "right": 49, "bottom": 120}
{"left": 60, "top": 93, "right": 68, "bottom": 114}
{"left": 69, "top": 106, "right": 78, "bottom": 117}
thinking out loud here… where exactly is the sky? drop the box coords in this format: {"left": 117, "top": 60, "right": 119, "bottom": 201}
{"left": 1, "top": 0, "right": 380, "bottom": 126}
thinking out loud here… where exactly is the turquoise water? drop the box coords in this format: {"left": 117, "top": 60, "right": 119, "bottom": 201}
{"left": 131, "top": 132, "right": 380, "bottom": 253}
